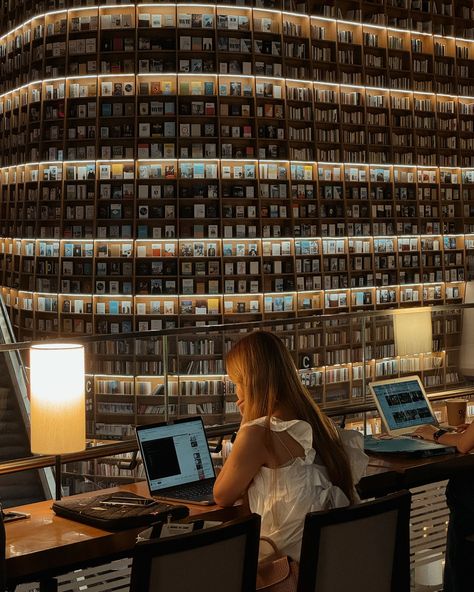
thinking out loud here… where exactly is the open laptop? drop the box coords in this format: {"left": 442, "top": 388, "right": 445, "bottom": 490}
{"left": 366, "top": 376, "right": 455, "bottom": 455}
{"left": 136, "top": 417, "right": 216, "bottom": 505}
{"left": 368, "top": 375, "right": 439, "bottom": 436}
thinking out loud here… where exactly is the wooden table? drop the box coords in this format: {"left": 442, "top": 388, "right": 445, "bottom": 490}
{"left": 5, "top": 451, "right": 474, "bottom": 590}
{"left": 5, "top": 482, "right": 243, "bottom": 591}
{"left": 359, "top": 449, "right": 474, "bottom": 498}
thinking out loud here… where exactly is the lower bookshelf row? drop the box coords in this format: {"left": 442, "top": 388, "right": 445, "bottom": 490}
{"left": 87, "top": 352, "right": 455, "bottom": 395}
{"left": 84, "top": 351, "right": 462, "bottom": 439}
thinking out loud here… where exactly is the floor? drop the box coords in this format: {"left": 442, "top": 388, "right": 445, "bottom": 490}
{"left": 15, "top": 559, "right": 131, "bottom": 592}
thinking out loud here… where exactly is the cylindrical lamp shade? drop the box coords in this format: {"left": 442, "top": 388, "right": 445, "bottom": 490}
{"left": 30, "top": 344, "right": 85, "bottom": 455}
{"left": 393, "top": 308, "right": 433, "bottom": 356}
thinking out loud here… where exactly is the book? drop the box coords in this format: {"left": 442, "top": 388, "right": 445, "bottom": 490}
{"left": 101, "top": 81, "right": 112, "bottom": 96}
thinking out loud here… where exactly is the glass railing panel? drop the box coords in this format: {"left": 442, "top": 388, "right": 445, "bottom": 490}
{"left": 0, "top": 298, "right": 55, "bottom": 502}
{"left": 84, "top": 334, "right": 165, "bottom": 440}
{"left": 368, "top": 308, "right": 466, "bottom": 394}
{"left": 62, "top": 444, "right": 143, "bottom": 497}
{"left": 173, "top": 330, "right": 225, "bottom": 426}
{"left": 135, "top": 334, "right": 168, "bottom": 425}
{"left": 321, "top": 314, "right": 356, "bottom": 407}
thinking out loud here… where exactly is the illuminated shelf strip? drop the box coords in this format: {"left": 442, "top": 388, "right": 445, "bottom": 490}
{"left": 3, "top": 159, "right": 474, "bottom": 174}
{"left": 2, "top": 3, "right": 474, "bottom": 46}
{"left": 1, "top": 234, "right": 474, "bottom": 243}
{"left": 1, "top": 284, "right": 464, "bottom": 312}
{"left": 3, "top": 73, "right": 474, "bottom": 106}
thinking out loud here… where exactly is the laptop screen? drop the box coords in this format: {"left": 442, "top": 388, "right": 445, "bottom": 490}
{"left": 371, "top": 377, "right": 437, "bottom": 432}
{"left": 136, "top": 418, "right": 215, "bottom": 494}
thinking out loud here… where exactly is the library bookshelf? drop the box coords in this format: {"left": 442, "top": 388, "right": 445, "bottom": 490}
{"left": 1, "top": 1, "right": 474, "bottom": 449}
{"left": 65, "top": 303, "right": 463, "bottom": 443}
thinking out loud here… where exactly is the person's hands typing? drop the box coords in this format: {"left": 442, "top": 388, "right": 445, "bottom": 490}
{"left": 455, "top": 423, "right": 471, "bottom": 433}
{"left": 413, "top": 424, "right": 438, "bottom": 441}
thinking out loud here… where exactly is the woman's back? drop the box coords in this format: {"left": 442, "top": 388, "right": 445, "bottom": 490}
{"left": 214, "top": 330, "right": 368, "bottom": 561}
{"left": 246, "top": 417, "right": 368, "bottom": 561}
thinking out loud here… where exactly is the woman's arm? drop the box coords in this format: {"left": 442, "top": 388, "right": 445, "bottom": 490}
{"left": 213, "top": 424, "right": 267, "bottom": 507}
{"left": 415, "top": 422, "right": 474, "bottom": 453}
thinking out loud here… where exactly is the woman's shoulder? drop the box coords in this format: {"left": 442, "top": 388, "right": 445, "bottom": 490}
{"left": 237, "top": 419, "right": 269, "bottom": 444}
{"left": 242, "top": 416, "right": 267, "bottom": 428}
{"left": 243, "top": 416, "right": 310, "bottom": 431}
{"left": 337, "top": 426, "right": 365, "bottom": 450}
{"left": 337, "top": 427, "right": 369, "bottom": 484}
{"left": 243, "top": 416, "right": 314, "bottom": 454}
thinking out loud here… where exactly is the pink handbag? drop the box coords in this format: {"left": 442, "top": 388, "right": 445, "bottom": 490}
{"left": 256, "top": 537, "right": 299, "bottom": 592}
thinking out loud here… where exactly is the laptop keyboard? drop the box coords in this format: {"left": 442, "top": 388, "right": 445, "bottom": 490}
{"left": 163, "top": 481, "right": 214, "bottom": 500}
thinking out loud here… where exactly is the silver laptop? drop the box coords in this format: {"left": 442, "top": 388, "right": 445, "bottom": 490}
{"left": 368, "top": 375, "right": 439, "bottom": 436}
{"left": 136, "top": 417, "right": 216, "bottom": 505}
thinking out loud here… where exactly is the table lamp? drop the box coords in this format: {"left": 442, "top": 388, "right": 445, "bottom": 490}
{"left": 30, "top": 344, "right": 85, "bottom": 500}
{"left": 393, "top": 308, "right": 433, "bottom": 356}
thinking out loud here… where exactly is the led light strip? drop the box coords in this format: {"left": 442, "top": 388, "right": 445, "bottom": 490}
{"left": 2, "top": 159, "right": 474, "bottom": 175}
{"left": 0, "top": 9, "right": 474, "bottom": 97}
{"left": 1, "top": 235, "right": 473, "bottom": 245}
{"left": 1, "top": 284, "right": 466, "bottom": 302}
{"left": 2, "top": 72, "right": 474, "bottom": 107}
{"left": 1, "top": 3, "right": 474, "bottom": 46}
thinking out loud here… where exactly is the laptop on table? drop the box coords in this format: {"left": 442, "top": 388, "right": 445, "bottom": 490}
{"left": 365, "top": 375, "right": 455, "bottom": 455}
{"left": 136, "top": 417, "right": 216, "bottom": 505}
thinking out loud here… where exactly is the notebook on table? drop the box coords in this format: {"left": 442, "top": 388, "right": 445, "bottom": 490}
{"left": 136, "top": 417, "right": 216, "bottom": 505}
{"left": 365, "top": 375, "right": 455, "bottom": 455}
{"left": 363, "top": 435, "right": 455, "bottom": 457}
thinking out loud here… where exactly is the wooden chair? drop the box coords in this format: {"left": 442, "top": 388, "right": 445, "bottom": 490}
{"left": 129, "top": 513, "right": 261, "bottom": 592}
{"left": 297, "top": 490, "right": 412, "bottom": 592}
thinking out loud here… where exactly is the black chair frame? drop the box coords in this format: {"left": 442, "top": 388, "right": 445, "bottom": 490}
{"left": 297, "top": 490, "right": 412, "bottom": 592}
{"left": 0, "top": 510, "right": 4, "bottom": 592}
{"left": 130, "top": 513, "right": 261, "bottom": 592}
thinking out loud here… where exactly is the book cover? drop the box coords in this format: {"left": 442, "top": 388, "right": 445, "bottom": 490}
{"left": 191, "top": 81, "right": 203, "bottom": 95}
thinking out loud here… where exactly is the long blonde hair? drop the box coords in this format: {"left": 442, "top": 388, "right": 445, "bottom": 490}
{"left": 226, "top": 330, "right": 355, "bottom": 503}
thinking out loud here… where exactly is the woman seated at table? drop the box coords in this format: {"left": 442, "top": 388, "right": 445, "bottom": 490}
{"left": 415, "top": 421, "right": 474, "bottom": 592}
{"left": 213, "top": 331, "right": 368, "bottom": 561}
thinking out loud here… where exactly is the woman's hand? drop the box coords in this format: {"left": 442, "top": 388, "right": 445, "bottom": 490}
{"left": 413, "top": 422, "right": 474, "bottom": 454}
{"left": 455, "top": 423, "right": 471, "bottom": 433}
{"left": 413, "top": 424, "right": 438, "bottom": 441}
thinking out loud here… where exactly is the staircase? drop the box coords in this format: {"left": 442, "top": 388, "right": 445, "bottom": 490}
{"left": 0, "top": 297, "right": 52, "bottom": 507}
{"left": 0, "top": 383, "right": 45, "bottom": 508}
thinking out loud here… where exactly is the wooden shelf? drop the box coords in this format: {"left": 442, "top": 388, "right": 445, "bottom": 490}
{"left": 0, "top": 1, "right": 472, "bottom": 437}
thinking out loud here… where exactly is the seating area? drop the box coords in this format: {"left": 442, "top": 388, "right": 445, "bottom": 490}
{"left": 2, "top": 0, "right": 474, "bottom": 588}
{"left": 126, "top": 491, "right": 411, "bottom": 592}
{"left": 1, "top": 491, "right": 413, "bottom": 592}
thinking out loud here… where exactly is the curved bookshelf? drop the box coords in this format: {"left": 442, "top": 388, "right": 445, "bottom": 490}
{"left": 0, "top": 0, "right": 472, "bottom": 435}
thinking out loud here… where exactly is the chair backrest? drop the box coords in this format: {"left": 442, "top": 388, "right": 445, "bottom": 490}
{"left": 0, "top": 509, "right": 5, "bottom": 592}
{"left": 129, "top": 513, "right": 261, "bottom": 592}
{"left": 297, "top": 490, "right": 411, "bottom": 592}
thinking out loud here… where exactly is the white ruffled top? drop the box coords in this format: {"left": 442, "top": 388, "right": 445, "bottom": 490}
{"left": 245, "top": 416, "right": 369, "bottom": 561}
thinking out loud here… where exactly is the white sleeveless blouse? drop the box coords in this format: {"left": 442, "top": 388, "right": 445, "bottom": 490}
{"left": 245, "top": 416, "right": 369, "bottom": 561}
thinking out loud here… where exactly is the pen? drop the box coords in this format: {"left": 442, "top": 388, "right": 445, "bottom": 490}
{"left": 107, "top": 496, "right": 149, "bottom": 502}
{"left": 99, "top": 501, "right": 151, "bottom": 507}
